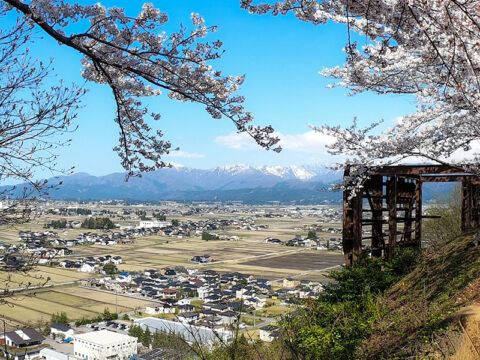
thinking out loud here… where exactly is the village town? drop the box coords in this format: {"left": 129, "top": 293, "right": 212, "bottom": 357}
{"left": 0, "top": 201, "right": 344, "bottom": 359}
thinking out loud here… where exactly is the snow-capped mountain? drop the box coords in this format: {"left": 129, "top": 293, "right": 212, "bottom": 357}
{"left": 257, "top": 165, "right": 316, "bottom": 180}
{"left": 212, "top": 164, "right": 324, "bottom": 180}
{"left": 19, "top": 164, "right": 343, "bottom": 203}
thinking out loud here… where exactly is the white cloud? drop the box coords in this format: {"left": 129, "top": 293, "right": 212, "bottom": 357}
{"left": 215, "top": 131, "right": 335, "bottom": 154}
{"left": 168, "top": 150, "right": 205, "bottom": 159}
{"left": 280, "top": 131, "right": 335, "bottom": 153}
{"left": 214, "top": 132, "right": 258, "bottom": 150}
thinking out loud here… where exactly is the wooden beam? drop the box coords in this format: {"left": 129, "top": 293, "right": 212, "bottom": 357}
{"left": 421, "top": 175, "right": 480, "bottom": 183}
{"left": 371, "top": 164, "right": 468, "bottom": 176}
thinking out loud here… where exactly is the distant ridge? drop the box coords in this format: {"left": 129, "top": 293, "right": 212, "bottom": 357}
{"left": 6, "top": 164, "right": 453, "bottom": 204}
{"left": 40, "top": 164, "right": 342, "bottom": 204}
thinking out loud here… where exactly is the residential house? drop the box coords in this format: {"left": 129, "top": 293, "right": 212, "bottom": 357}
{"left": 111, "top": 256, "right": 123, "bottom": 264}
{"left": 160, "top": 288, "right": 177, "bottom": 299}
{"left": 218, "top": 311, "right": 237, "bottom": 325}
{"left": 144, "top": 303, "right": 175, "bottom": 315}
{"left": 177, "top": 312, "right": 198, "bottom": 324}
{"left": 50, "top": 323, "right": 74, "bottom": 339}
{"left": 283, "top": 278, "right": 300, "bottom": 288}
{"left": 177, "top": 304, "right": 195, "bottom": 313}
{"left": 79, "top": 263, "right": 97, "bottom": 273}
{"left": 1, "top": 328, "right": 46, "bottom": 360}
{"left": 259, "top": 325, "right": 280, "bottom": 342}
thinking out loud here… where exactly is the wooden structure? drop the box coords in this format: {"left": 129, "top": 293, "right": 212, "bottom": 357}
{"left": 343, "top": 165, "right": 480, "bottom": 265}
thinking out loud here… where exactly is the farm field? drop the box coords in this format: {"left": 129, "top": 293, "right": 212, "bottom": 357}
{"left": 63, "top": 214, "right": 342, "bottom": 269}
{"left": 1, "top": 287, "right": 153, "bottom": 329}
{"left": 54, "top": 287, "right": 153, "bottom": 309}
{"left": 0, "top": 204, "right": 344, "bottom": 327}
{"left": 66, "top": 233, "right": 341, "bottom": 277}
{"left": 240, "top": 251, "right": 345, "bottom": 271}
{"left": 0, "top": 266, "right": 93, "bottom": 288}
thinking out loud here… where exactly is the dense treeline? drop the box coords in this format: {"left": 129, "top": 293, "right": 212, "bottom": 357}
{"left": 81, "top": 217, "right": 115, "bottom": 229}
{"left": 202, "top": 231, "right": 218, "bottom": 241}
{"left": 128, "top": 325, "right": 191, "bottom": 356}
{"left": 152, "top": 212, "right": 166, "bottom": 220}
{"left": 44, "top": 219, "right": 67, "bottom": 229}
{"left": 74, "top": 308, "right": 118, "bottom": 326}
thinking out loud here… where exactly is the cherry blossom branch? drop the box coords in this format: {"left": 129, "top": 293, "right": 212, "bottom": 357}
{"left": 4, "top": 0, "right": 281, "bottom": 177}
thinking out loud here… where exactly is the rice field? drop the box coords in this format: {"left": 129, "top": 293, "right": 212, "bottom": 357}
{"left": 0, "top": 209, "right": 343, "bottom": 327}
{"left": 1, "top": 287, "right": 153, "bottom": 328}
{"left": 0, "top": 266, "right": 92, "bottom": 288}
{"left": 54, "top": 287, "right": 153, "bottom": 309}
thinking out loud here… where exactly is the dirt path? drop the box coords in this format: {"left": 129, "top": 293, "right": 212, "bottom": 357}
{"left": 450, "top": 305, "right": 480, "bottom": 359}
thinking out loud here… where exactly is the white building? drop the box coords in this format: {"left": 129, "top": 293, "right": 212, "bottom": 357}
{"left": 138, "top": 220, "right": 169, "bottom": 228}
{"left": 73, "top": 330, "right": 137, "bottom": 360}
{"left": 134, "top": 317, "right": 232, "bottom": 346}
{"left": 259, "top": 325, "right": 280, "bottom": 342}
{"left": 78, "top": 263, "right": 97, "bottom": 273}
{"left": 144, "top": 303, "right": 175, "bottom": 315}
{"left": 50, "top": 323, "right": 74, "bottom": 339}
{"left": 40, "top": 348, "right": 76, "bottom": 360}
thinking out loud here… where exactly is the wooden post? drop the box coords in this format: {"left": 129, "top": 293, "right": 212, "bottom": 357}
{"left": 404, "top": 200, "right": 413, "bottom": 244}
{"left": 402, "top": 180, "right": 415, "bottom": 245}
{"left": 370, "top": 175, "right": 383, "bottom": 259}
{"left": 342, "top": 168, "right": 355, "bottom": 265}
{"left": 472, "top": 184, "right": 479, "bottom": 229}
{"left": 343, "top": 188, "right": 354, "bottom": 265}
{"left": 352, "top": 190, "right": 363, "bottom": 261}
{"left": 387, "top": 176, "right": 397, "bottom": 257}
{"left": 414, "top": 178, "right": 422, "bottom": 247}
{"left": 462, "top": 180, "right": 473, "bottom": 231}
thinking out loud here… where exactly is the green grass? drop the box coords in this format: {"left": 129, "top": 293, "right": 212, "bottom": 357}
{"left": 255, "top": 305, "right": 292, "bottom": 318}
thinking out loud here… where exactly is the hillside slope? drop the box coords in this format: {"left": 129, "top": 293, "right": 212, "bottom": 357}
{"left": 362, "top": 231, "right": 480, "bottom": 359}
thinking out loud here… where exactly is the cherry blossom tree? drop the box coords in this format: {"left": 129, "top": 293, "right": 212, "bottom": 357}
{"left": 242, "top": 0, "right": 480, "bottom": 189}
{"left": 2, "top": 0, "right": 280, "bottom": 178}
{"left": 0, "top": 16, "right": 83, "bottom": 298}
{"left": 0, "top": 14, "right": 83, "bottom": 225}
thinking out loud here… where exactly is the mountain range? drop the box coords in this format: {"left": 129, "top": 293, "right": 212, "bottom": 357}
{"left": 39, "top": 164, "right": 342, "bottom": 204}
{"left": 10, "top": 164, "right": 452, "bottom": 204}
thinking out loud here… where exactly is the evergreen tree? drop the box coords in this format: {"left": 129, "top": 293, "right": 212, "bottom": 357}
{"left": 142, "top": 327, "right": 152, "bottom": 347}
{"left": 103, "top": 261, "right": 117, "bottom": 275}
{"left": 128, "top": 325, "right": 143, "bottom": 339}
{"left": 51, "top": 312, "right": 68, "bottom": 325}
{"left": 152, "top": 331, "right": 163, "bottom": 348}
{"left": 202, "top": 231, "right": 217, "bottom": 241}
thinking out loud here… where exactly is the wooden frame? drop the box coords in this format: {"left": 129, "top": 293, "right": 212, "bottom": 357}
{"left": 343, "top": 165, "right": 480, "bottom": 265}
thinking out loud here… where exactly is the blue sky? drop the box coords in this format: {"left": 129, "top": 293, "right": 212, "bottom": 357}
{"left": 6, "top": 1, "right": 415, "bottom": 177}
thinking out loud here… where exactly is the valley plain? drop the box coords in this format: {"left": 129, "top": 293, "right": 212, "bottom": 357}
{"left": 0, "top": 201, "right": 344, "bottom": 329}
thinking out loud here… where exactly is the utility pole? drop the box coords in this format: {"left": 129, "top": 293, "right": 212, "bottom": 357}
{"left": 2, "top": 318, "right": 8, "bottom": 359}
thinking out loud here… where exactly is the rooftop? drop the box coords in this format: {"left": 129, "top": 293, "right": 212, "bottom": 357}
{"left": 73, "top": 330, "right": 136, "bottom": 345}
